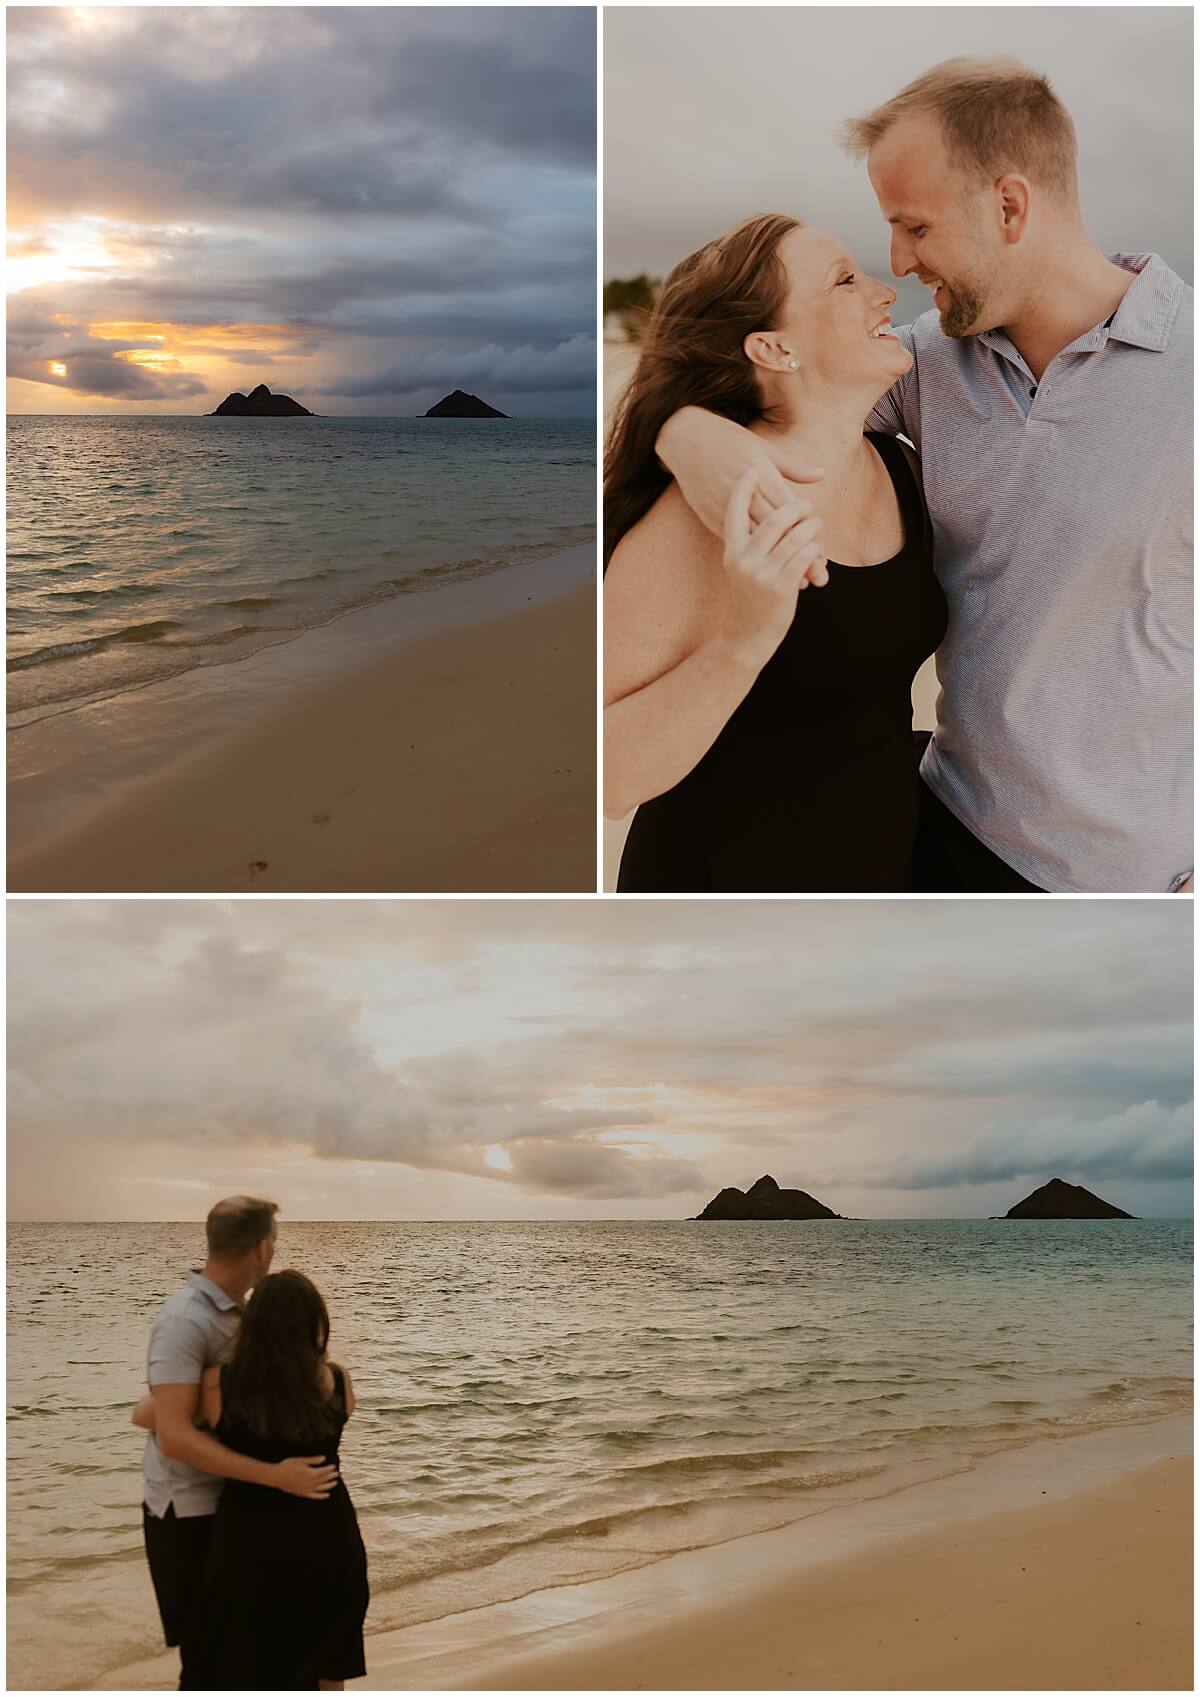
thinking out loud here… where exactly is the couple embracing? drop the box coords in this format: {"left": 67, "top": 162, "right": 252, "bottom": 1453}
{"left": 605, "top": 56, "right": 1192, "bottom": 895}
{"left": 134, "top": 1197, "right": 369, "bottom": 1690}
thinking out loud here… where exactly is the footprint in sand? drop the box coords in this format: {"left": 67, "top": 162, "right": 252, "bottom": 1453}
{"left": 312, "top": 811, "right": 331, "bottom": 826}
{"left": 248, "top": 860, "right": 269, "bottom": 879}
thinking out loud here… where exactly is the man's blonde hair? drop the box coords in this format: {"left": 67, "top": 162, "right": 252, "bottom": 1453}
{"left": 206, "top": 1195, "right": 278, "bottom": 1260}
{"left": 839, "top": 57, "right": 1078, "bottom": 203}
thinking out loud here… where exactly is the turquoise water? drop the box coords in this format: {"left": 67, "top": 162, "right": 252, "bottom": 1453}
{"left": 6, "top": 415, "right": 595, "bottom": 724}
{"left": 5, "top": 1218, "right": 1191, "bottom": 1687}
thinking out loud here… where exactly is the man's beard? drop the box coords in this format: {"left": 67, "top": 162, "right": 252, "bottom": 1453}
{"left": 937, "top": 278, "right": 985, "bottom": 338}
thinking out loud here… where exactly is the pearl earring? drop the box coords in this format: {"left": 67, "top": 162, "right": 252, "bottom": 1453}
{"left": 787, "top": 359, "right": 799, "bottom": 370}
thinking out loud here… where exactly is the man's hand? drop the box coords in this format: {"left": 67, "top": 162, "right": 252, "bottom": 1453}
{"left": 719, "top": 470, "right": 826, "bottom": 671}
{"left": 271, "top": 1456, "right": 339, "bottom": 1499}
{"left": 657, "top": 406, "right": 826, "bottom": 538}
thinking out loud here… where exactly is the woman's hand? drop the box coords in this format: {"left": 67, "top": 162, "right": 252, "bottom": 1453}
{"left": 657, "top": 406, "right": 825, "bottom": 537}
{"left": 719, "top": 470, "right": 827, "bottom": 671}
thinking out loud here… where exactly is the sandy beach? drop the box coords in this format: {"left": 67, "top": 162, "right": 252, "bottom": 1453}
{"left": 356, "top": 1421, "right": 1192, "bottom": 1693}
{"left": 457, "top": 1453, "right": 1192, "bottom": 1691}
{"left": 8, "top": 545, "right": 596, "bottom": 893}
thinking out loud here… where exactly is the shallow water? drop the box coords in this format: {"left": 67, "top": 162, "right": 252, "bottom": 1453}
{"left": 5, "top": 1218, "right": 1191, "bottom": 1687}
{"left": 6, "top": 415, "right": 594, "bottom": 724}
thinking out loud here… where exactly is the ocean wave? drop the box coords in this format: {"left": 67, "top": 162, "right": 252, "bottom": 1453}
{"left": 7, "top": 621, "right": 184, "bottom": 671}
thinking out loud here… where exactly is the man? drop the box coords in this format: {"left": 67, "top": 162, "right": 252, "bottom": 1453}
{"left": 657, "top": 57, "right": 1192, "bottom": 894}
{"left": 139, "top": 1196, "right": 337, "bottom": 1688}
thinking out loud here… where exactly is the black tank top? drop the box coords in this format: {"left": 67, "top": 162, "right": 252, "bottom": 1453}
{"left": 617, "top": 431, "right": 948, "bottom": 892}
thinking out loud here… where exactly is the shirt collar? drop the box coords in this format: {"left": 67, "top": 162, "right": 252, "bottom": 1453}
{"left": 187, "top": 1268, "right": 242, "bottom": 1312}
{"left": 1102, "top": 253, "right": 1183, "bottom": 351}
{"left": 977, "top": 253, "right": 1183, "bottom": 365}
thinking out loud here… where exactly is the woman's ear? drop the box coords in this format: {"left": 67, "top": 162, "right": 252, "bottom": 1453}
{"left": 743, "top": 331, "right": 796, "bottom": 373}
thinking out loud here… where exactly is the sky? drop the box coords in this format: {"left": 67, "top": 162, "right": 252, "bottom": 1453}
{"left": 7, "top": 900, "right": 1192, "bottom": 1222}
{"left": 605, "top": 7, "right": 1193, "bottom": 325}
{"left": 7, "top": 7, "right": 596, "bottom": 416}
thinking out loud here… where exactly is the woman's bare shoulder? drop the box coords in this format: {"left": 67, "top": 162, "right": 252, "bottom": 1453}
{"left": 608, "top": 481, "right": 721, "bottom": 583}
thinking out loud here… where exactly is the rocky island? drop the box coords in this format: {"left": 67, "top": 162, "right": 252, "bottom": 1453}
{"left": 690, "top": 1174, "right": 842, "bottom": 1221}
{"left": 424, "top": 389, "right": 507, "bottom": 418}
{"left": 209, "top": 384, "right": 314, "bottom": 417}
{"left": 996, "top": 1177, "right": 1134, "bottom": 1219}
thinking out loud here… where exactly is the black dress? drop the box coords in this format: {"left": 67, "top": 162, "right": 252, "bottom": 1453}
{"left": 617, "top": 431, "right": 948, "bottom": 892}
{"left": 196, "top": 1366, "right": 369, "bottom": 1690}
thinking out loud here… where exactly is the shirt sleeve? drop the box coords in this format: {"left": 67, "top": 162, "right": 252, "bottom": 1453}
{"left": 866, "top": 323, "right": 919, "bottom": 444}
{"left": 148, "top": 1312, "right": 209, "bottom": 1387}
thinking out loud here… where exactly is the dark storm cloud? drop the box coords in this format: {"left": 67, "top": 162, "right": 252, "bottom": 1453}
{"left": 7, "top": 8, "right": 596, "bottom": 414}
{"left": 7, "top": 8, "right": 595, "bottom": 223}
{"left": 326, "top": 333, "right": 596, "bottom": 398}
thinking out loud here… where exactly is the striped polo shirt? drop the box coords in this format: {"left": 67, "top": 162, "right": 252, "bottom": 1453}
{"left": 868, "top": 253, "right": 1192, "bottom": 893}
{"left": 142, "top": 1269, "right": 242, "bottom": 1518}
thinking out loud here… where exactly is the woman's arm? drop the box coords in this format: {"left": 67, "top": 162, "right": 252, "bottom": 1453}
{"left": 604, "top": 474, "right": 824, "bottom": 818}
{"left": 199, "top": 1365, "right": 222, "bottom": 1430}
{"left": 330, "top": 1362, "right": 356, "bottom": 1418}
{"left": 131, "top": 1365, "right": 221, "bottom": 1433}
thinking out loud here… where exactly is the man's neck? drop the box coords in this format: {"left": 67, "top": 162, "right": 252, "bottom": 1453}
{"left": 1001, "top": 240, "right": 1136, "bottom": 381}
{"left": 200, "top": 1258, "right": 248, "bottom": 1306}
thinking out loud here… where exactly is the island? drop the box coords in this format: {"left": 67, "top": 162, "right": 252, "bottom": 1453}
{"left": 996, "top": 1177, "right": 1134, "bottom": 1219}
{"left": 423, "top": 389, "right": 507, "bottom": 418}
{"left": 690, "top": 1174, "right": 842, "bottom": 1221}
{"left": 209, "top": 384, "right": 314, "bottom": 417}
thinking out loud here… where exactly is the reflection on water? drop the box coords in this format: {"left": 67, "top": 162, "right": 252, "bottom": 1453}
{"left": 7, "top": 415, "right": 595, "bottom": 723}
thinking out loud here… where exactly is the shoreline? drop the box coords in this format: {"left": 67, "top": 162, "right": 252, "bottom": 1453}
{"left": 91, "top": 1413, "right": 1192, "bottom": 1692}
{"left": 8, "top": 542, "right": 596, "bottom": 893}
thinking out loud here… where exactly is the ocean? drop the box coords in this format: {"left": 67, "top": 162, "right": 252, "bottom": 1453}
{"left": 6, "top": 415, "right": 595, "bottom": 727}
{"left": 6, "top": 1218, "right": 1192, "bottom": 1689}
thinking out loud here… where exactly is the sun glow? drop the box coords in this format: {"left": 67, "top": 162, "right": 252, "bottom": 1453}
{"left": 6, "top": 224, "right": 116, "bottom": 294}
{"left": 48, "top": 361, "right": 67, "bottom": 378}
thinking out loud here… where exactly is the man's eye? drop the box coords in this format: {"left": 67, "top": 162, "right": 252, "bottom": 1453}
{"left": 910, "top": 226, "right": 927, "bottom": 239}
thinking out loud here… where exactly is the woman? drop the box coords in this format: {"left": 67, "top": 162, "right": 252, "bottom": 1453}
{"left": 604, "top": 213, "right": 947, "bottom": 892}
{"left": 134, "top": 1270, "right": 368, "bottom": 1691}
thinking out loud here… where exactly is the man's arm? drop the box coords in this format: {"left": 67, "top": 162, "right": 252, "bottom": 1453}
{"left": 151, "top": 1382, "right": 338, "bottom": 1498}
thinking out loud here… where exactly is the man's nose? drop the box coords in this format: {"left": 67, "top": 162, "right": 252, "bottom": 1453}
{"left": 889, "top": 232, "right": 914, "bottom": 278}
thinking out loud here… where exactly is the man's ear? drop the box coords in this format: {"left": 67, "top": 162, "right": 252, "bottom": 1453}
{"left": 996, "top": 174, "right": 1031, "bottom": 244}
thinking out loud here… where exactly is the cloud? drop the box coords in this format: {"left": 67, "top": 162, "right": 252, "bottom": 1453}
{"left": 6, "top": 900, "right": 1192, "bottom": 1216}
{"left": 6, "top": 311, "right": 209, "bottom": 399}
{"left": 325, "top": 334, "right": 596, "bottom": 397}
{"left": 856, "top": 1102, "right": 1195, "bottom": 1191}
{"left": 7, "top": 8, "right": 596, "bottom": 416}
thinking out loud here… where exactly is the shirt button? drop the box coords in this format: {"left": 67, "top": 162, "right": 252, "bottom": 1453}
{"left": 1029, "top": 386, "right": 1036, "bottom": 398}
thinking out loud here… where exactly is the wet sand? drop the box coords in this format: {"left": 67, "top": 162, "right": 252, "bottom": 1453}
{"left": 9, "top": 548, "right": 596, "bottom": 894}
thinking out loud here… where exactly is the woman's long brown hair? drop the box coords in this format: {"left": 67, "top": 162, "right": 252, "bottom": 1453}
{"left": 604, "top": 213, "right": 801, "bottom": 567}
{"left": 220, "top": 1268, "right": 339, "bottom": 1446}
